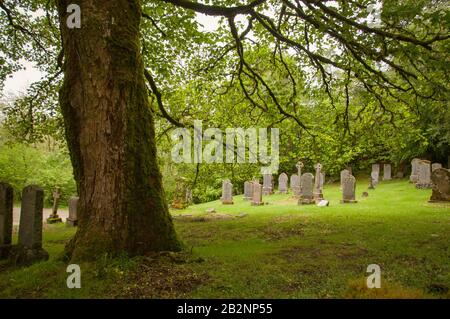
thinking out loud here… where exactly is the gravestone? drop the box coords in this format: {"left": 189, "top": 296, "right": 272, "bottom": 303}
{"left": 298, "top": 173, "right": 314, "bottom": 205}
{"left": 262, "top": 174, "right": 273, "bottom": 195}
{"left": 15, "top": 185, "right": 49, "bottom": 265}
{"left": 296, "top": 161, "right": 304, "bottom": 189}
{"left": 278, "top": 173, "right": 288, "bottom": 194}
{"left": 432, "top": 163, "right": 442, "bottom": 172}
{"left": 383, "top": 164, "right": 392, "bottom": 180}
{"left": 428, "top": 168, "right": 450, "bottom": 202}
{"left": 341, "top": 174, "right": 357, "bottom": 203}
{"left": 221, "top": 180, "right": 234, "bottom": 204}
{"left": 340, "top": 169, "right": 350, "bottom": 188}
{"left": 416, "top": 160, "right": 432, "bottom": 189}
{"left": 47, "top": 187, "right": 63, "bottom": 224}
{"left": 66, "top": 196, "right": 79, "bottom": 226}
{"left": 371, "top": 171, "right": 379, "bottom": 186}
{"left": 0, "top": 183, "right": 13, "bottom": 259}
{"left": 313, "top": 163, "right": 324, "bottom": 202}
{"left": 410, "top": 158, "right": 421, "bottom": 183}
{"left": 290, "top": 174, "right": 301, "bottom": 197}
{"left": 372, "top": 164, "right": 380, "bottom": 174}
{"left": 243, "top": 181, "right": 254, "bottom": 201}
{"left": 251, "top": 182, "right": 264, "bottom": 206}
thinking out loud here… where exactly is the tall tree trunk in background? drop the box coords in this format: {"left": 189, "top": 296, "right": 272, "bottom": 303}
{"left": 57, "top": 0, "right": 181, "bottom": 260}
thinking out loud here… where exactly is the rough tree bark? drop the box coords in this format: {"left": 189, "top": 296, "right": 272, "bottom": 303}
{"left": 57, "top": 0, "right": 181, "bottom": 260}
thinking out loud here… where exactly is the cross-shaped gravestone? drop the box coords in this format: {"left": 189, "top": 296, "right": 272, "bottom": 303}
{"left": 47, "top": 187, "right": 62, "bottom": 224}
{"left": 313, "top": 163, "right": 324, "bottom": 201}
{"left": 296, "top": 161, "right": 304, "bottom": 178}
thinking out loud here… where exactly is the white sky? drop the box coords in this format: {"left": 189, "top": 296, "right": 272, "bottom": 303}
{"left": 2, "top": 14, "right": 220, "bottom": 97}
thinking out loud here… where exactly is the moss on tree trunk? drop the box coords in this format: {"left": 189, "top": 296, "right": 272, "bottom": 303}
{"left": 57, "top": 0, "right": 181, "bottom": 260}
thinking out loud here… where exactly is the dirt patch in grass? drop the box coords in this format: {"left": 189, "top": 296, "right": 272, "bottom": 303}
{"left": 344, "top": 278, "right": 427, "bottom": 299}
{"left": 113, "top": 252, "right": 208, "bottom": 298}
{"left": 173, "top": 213, "right": 236, "bottom": 222}
{"left": 259, "top": 224, "right": 305, "bottom": 241}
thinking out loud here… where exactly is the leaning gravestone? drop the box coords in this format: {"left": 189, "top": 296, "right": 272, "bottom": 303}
{"left": 221, "top": 180, "right": 234, "bottom": 205}
{"left": 66, "top": 196, "right": 79, "bottom": 226}
{"left": 431, "top": 163, "right": 442, "bottom": 172}
{"left": 340, "top": 169, "right": 350, "bottom": 188}
{"left": 416, "top": 160, "right": 432, "bottom": 189}
{"left": 341, "top": 175, "right": 357, "bottom": 203}
{"left": 14, "top": 185, "right": 49, "bottom": 265}
{"left": 0, "top": 182, "right": 13, "bottom": 259}
{"left": 410, "top": 158, "right": 421, "bottom": 183}
{"left": 243, "top": 181, "right": 253, "bottom": 201}
{"left": 251, "top": 182, "right": 264, "bottom": 206}
{"left": 290, "top": 174, "right": 301, "bottom": 197}
{"left": 278, "top": 173, "right": 288, "bottom": 194}
{"left": 298, "top": 173, "right": 314, "bottom": 205}
{"left": 383, "top": 164, "right": 392, "bottom": 180}
{"left": 429, "top": 168, "right": 450, "bottom": 202}
{"left": 262, "top": 174, "right": 273, "bottom": 195}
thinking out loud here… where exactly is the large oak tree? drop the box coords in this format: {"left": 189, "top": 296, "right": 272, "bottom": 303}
{"left": 1, "top": 0, "right": 448, "bottom": 260}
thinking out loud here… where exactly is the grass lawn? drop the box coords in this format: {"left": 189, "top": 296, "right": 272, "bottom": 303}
{"left": 0, "top": 178, "right": 449, "bottom": 298}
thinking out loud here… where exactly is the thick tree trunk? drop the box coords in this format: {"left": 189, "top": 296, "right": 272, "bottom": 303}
{"left": 57, "top": 0, "right": 181, "bottom": 260}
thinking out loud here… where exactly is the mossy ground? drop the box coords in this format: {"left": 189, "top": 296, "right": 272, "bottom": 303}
{"left": 0, "top": 179, "right": 449, "bottom": 298}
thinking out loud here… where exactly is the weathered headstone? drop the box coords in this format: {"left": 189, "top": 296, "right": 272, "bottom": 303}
{"left": 428, "top": 168, "right": 450, "bottom": 202}
{"left": 47, "top": 187, "right": 62, "bottom": 224}
{"left": 410, "top": 158, "right": 421, "bottom": 183}
{"left": 416, "top": 160, "right": 432, "bottom": 189}
{"left": 66, "top": 196, "right": 79, "bottom": 226}
{"left": 341, "top": 174, "right": 357, "bottom": 203}
{"left": 221, "top": 180, "right": 234, "bottom": 204}
{"left": 15, "top": 185, "right": 49, "bottom": 265}
{"left": 313, "top": 163, "right": 324, "bottom": 202}
{"left": 298, "top": 173, "right": 314, "bottom": 205}
{"left": 290, "top": 174, "right": 301, "bottom": 197}
{"left": 296, "top": 161, "right": 304, "bottom": 190}
{"left": 0, "top": 183, "right": 13, "bottom": 259}
{"left": 383, "top": 164, "right": 392, "bottom": 180}
{"left": 432, "top": 163, "right": 442, "bottom": 172}
{"left": 372, "top": 164, "right": 380, "bottom": 174}
{"left": 243, "top": 181, "right": 254, "bottom": 201}
{"left": 262, "top": 174, "right": 273, "bottom": 195}
{"left": 371, "top": 171, "right": 379, "bottom": 186}
{"left": 278, "top": 173, "right": 288, "bottom": 194}
{"left": 340, "top": 169, "right": 350, "bottom": 188}
{"left": 251, "top": 182, "right": 264, "bottom": 206}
